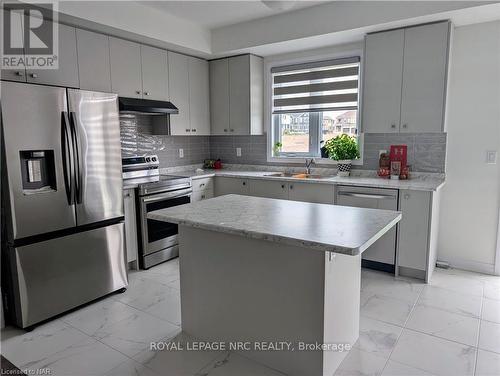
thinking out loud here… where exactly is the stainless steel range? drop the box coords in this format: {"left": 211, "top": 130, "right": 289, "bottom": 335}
{"left": 122, "top": 156, "right": 192, "bottom": 269}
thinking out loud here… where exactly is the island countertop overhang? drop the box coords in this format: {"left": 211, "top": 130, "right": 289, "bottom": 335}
{"left": 148, "top": 194, "right": 402, "bottom": 256}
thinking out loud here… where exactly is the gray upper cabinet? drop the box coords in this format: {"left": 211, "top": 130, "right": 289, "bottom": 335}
{"left": 362, "top": 29, "right": 404, "bottom": 133}
{"left": 26, "top": 22, "right": 79, "bottom": 88}
{"left": 76, "top": 29, "right": 111, "bottom": 92}
{"left": 141, "top": 45, "right": 168, "bottom": 101}
{"left": 400, "top": 22, "right": 450, "bottom": 133}
{"left": 188, "top": 56, "right": 210, "bottom": 135}
{"left": 362, "top": 21, "right": 450, "bottom": 134}
{"left": 109, "top": 37, "right": 142, "bottom": 98}
{"left": 1, "top": 10, "right": 26, "bottom": 82}
{"left": 209, "top": 59, "right": 230, "bottom": 135}
{"left": 209, "top": 54, "right": 264, "bottom": 135}
{"left": 229, "top": 55, "right": 251, "bottom": 135}
{"left": 168, "top": 52, "right": 191, "bottom": 135}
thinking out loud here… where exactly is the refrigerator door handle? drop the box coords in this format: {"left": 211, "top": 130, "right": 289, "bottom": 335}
{"left": 69, "top": 111, "right": 83, "bottom": 204}
{"left": 61, "top": 111, "right": 75, "bottom": 205}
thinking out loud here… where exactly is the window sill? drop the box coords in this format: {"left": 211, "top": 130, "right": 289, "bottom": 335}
{"left": 266, "top": 156, "right": 363, "bottom": 166}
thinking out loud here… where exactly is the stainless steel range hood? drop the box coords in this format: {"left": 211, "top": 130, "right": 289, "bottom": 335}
{"left": 118, "top": 97, "right": 179, "bottom": 115}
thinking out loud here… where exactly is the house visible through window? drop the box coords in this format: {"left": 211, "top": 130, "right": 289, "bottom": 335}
{"left": 271, "top": 57, "right": 360, "bottom": 158}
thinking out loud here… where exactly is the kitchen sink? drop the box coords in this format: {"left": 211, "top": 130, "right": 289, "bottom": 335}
{"left": 266, "top": 172, "right": 330, "bottom": 179}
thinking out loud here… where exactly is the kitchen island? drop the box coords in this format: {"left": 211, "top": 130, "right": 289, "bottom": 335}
{"left": 149, "top": 194, "right": 401, "bottom": 376}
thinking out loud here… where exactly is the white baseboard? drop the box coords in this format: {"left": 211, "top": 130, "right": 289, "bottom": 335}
{"left": 437, "top": 258, "right": 497, "bottom": 275}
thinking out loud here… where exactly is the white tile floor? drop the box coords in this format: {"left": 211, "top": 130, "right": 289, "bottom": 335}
{"left": 2, "top": 260, "right": 499, "bottom": 376}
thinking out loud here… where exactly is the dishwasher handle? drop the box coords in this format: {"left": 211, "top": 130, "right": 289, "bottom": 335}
{"left": 337, "top": 191, "right": 397, "bottom": 200}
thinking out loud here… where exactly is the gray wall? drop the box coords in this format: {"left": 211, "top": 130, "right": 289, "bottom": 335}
{"left": 120, "top": 114, "right": 210, "bottom": 167}
{"left": 119, "top": 116, "right": 446, "bottom": 172}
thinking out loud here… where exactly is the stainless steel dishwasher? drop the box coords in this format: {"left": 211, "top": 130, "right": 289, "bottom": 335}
{"left": 336, "top": 186, "right": 398, "bottom": 273}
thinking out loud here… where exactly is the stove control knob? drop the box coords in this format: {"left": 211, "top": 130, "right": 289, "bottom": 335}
{"left": 152, "top": 157, "right": 157, "bottom": 162}
{"left": 146, "top": 157, "right": 151, "bottom": 162}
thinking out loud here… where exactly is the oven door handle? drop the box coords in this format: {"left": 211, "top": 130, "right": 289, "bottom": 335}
{"left": 141, "top": 188, "right": 193, "bottom": 204}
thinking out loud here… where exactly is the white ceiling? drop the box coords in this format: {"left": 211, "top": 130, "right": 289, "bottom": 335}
{"left": 140, "top": 1, "right": 326, "bottom": 29}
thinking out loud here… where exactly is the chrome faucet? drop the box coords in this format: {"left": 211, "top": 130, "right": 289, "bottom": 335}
{"left": 305, "top": 158, "right": 315, "bottom": 174}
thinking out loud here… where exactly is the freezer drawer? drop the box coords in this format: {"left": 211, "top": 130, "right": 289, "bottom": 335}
{"left": 336, "top": 186, "right": 398, "bottom": 271}
{"left": 10, "top": 222, "right": 127, "bottom": 328}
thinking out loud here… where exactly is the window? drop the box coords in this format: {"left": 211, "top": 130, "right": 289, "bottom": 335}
{"left": 271, "top": 57, "right": 360, "bottom": 158}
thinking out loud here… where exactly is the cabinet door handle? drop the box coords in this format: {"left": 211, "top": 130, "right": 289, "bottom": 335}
{"left": 391, "top": 124, "right": 396, "bottom": 129}
{"left": 200, "top": 183, "right": 205, "bottom": 187}
{"left": 135, "top": 90, "right": 141, "bottom": 95}
{"left": 144, "top": 91, "right": 150, "bottom": 96}
{"left": 191, "top": 129, "right": 197, "bottom": 132}
{"left": 15, "top": 71, "right": 24, "bottom": 77}
{"left": 402, "top": 124, "right": 408, "bottom": 129}
{"left": 281, "top": 184, "right": 285, "bottom": 189}
{"left": 201, "top": 195, "right": 205, "bottom": 199}
{"left": 230, "top": 129, "right": 234, "bottom": 132}
{"left": 224, "top": 129, "right": 228, "bottom": 132}
{"left": 124, "top": 193, "right": 131, "bottom": 198}
{"left": 290, "top": 185, "right": 293, "bottom": 190}
{"left": 242, "top": 181, "right": 246, "bottom": 186}
{"left": 29, "top": 73, "right": 38, "bottom": 78}
{"left": 186, "top": 129, "right": 191, "bottom": 132}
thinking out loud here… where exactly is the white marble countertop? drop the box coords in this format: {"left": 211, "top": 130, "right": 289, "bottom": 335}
{"left": 172, "top": 169, "right": 445, "bottom": 191}
{"left": 148, "top": 194, "right": 402, "bottom": 255}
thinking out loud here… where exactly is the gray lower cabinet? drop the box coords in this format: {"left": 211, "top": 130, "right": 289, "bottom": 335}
{"left": 192, "top": 177, "right": 214, "bottom": 202}
{"left": 397, "top": 190, "right": 431, "bottom": 278}
{"left": 109, "top": 37, "right": 143, "bottom": 98}
{"left": 288, "top": 182, "right": 334, "bottom": 204}
{"left": 26, "top": 22, "right": 79, "bottom": 88}
{"left": 362, "top": 21, "right": 450, "bottom": 133}
{"left": 141, "top": 45, "right": 169, "bottom": 101}
{"left": 215, "top": 177, "right": 250, "bottom": 196}
{"left": 76, "top": 29, "right": 111, "bottom": 92}
{"left": 168, "top": 52, "right": 191, "bottom": 135}
{"left": 192, "top": 190, "right": 214, "bottom": 202}
{"left": 123, "top": 188, "right": 138, "bottom": 269}
{"left": 216, "top": 177, "right": 335, "bottom": 204}
{"left": 250, "top": 180, "right": 289, "bottom": 199}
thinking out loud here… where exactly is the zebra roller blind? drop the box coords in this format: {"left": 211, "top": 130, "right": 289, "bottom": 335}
{"left": 271, "top": 57, "right": 360, "bottom": 114}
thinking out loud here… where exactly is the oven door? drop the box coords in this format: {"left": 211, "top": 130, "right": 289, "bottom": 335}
{"left": 139, "top": 188, "right": 192, "bottom": 256}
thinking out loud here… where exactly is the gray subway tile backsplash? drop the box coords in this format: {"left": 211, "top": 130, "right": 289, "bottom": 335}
{"left": 119, "top": 114, "right": 210, "bottom": 168}
{"left": 209, "top": 133, "right": 447, "bottom": 173}
{"left": 119, "top": 117, "right": 447, "bottom": 173}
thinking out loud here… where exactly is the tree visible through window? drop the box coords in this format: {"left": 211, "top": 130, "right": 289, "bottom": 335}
{"left": 271, "top": 57, "right": 360, "bottom": 158}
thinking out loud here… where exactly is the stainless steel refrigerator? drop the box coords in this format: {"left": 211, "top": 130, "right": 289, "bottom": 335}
{"left": 1, "top": 81, "right": 127, "bottom": 329}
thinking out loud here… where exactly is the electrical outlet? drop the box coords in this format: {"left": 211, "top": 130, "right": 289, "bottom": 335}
{"left": 486, "top": 150, "right": 497, "bottom": 164}
{"left": 179, "top": 148, "right": 184, "bottom": 158}
{"left": 236, "top": 147, "right": 242, "bottom": 157}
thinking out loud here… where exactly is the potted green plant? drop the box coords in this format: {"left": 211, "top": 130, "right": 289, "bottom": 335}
{"left": 273, "top": 142, "right": 283, "bottom": 155}
{"left": 324, "top": 134, "right": 360, "bottom": 176}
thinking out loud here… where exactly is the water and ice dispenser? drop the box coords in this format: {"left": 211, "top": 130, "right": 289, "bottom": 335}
{"left": 19, "top": 150, "right": 57, "bottom": 194}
